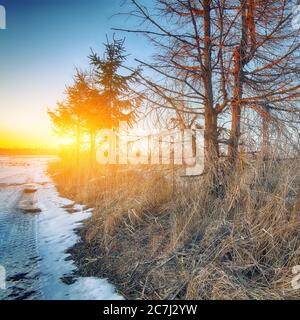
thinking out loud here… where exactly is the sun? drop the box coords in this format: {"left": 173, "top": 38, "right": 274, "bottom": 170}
{"left": 57, "top": 136, "right": 75, "bottom": 146}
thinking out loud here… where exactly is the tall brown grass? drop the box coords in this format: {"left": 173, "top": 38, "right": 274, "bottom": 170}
{"left": 49, "top": 153, "right": 300, "bottom": 299}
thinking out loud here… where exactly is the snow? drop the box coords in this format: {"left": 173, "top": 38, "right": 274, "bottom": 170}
{"left": 0, "top": 156, "right": 123, "bottom": 300}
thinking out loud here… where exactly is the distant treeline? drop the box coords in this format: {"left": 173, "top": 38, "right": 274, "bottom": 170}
{"left": 0, "top": 148, "right": 58, "bottom": 156}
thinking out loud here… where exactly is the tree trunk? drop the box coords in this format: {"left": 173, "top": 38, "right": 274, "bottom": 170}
{"left": 90, "top": 128, "right": 96, "bottom": 166}
{"left": 76, "top": 121, "right": 81, "bottom": 165}
{"left": 203, "top": 0, "right": 219, "bottom": 171}
{"left": 228, "top": 98, "right": 241, "bottom": 161}
{"left": 204, "top": 107, "right": 219, "bottom": 170}
{"left": 228, "top": 1, "right": 248, "bottom": 163}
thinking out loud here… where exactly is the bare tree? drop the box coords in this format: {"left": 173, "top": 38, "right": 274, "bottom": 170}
{"left": 115, "top": 0, "right": 300, "bottom": 169}
{"left": 228, "top": 0, "right": 300, "bottom": 161}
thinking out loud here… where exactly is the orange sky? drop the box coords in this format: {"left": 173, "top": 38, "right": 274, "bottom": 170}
{"left": 0, "top": 124, "right": 57, "bottom": 149}
{"left": 0, "top": 0, "right": 151, "bottom": 150}
{"left": 0, "top": 70, "right": 60, "bottom": 149}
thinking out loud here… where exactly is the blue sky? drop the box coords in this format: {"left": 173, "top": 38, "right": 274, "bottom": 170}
{"left": 0, "top": 0, "right": 152, "bottom": 148}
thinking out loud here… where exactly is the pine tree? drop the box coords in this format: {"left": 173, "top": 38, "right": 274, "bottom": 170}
{"left": 49, "top": 38, "right": 140, "bottom": 164}
{"left": 89, "top": 37, "right": 139, "bottom": 129}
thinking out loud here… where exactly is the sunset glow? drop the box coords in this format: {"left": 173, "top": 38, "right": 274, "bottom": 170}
{"left": 1, "top": 0, "right": 300, "bottom": 304}
{"left": 0, "top": 0, "right": 150, "bottom": 151}
{"left": 0, "top": 123, "right": 57, "bottom": 149}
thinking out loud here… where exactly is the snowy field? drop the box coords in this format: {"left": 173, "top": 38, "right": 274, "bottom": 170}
{"left": 0, "top": 156, "right": 122, "bottom": 300}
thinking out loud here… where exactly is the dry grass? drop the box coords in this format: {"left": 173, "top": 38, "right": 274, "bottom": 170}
{"left": 49, "top": 153, "right": 300, "bottom": 300}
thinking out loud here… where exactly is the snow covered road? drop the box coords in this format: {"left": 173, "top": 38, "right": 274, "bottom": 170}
{"left": 0, "top": 156, "right": 122, "bottom": 300}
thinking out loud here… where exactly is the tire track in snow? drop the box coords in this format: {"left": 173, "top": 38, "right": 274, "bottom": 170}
{"left": 0, "top": 185, "right": 43, "bottom": 300}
